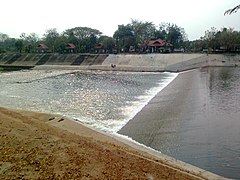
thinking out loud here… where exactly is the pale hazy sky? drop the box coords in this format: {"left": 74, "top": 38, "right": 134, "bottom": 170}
{"left": 1, "top": 0, "right": 240, "bottom": 40}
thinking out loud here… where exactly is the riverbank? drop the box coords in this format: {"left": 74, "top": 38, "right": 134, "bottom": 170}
{"left": 0, "top": 107, "right": 224, "bottom": 179}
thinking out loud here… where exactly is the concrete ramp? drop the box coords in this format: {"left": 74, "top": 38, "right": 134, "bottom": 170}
{"left": 0, "top": 54, "right": 15, "bottom": 64}
{"left": 11, "top": 54, "right": 41, "bottom": 66}
{"left": 80, "top": 54, "right": 96, "bottom": 65}
{"left": 71, "top": 55, "right": 87, "bottom": 65}
{"left": 35, "top": 54, "right": 51, "bottom": 65}
{"left": 63, "top": 54, "right": 81, "bottom": 65}
{"left": 4, "top": 54, "right": 23, "bottom": 64}
{"left": 44, "top": 54, "right": 65, "bottom": 65}
{"left": 92, "top": 54, "right": 108, "bottom": 65}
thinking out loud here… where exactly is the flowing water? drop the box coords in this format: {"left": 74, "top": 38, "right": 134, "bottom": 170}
{"left": 0, "top": 70, "right": 177, "bottom": 132}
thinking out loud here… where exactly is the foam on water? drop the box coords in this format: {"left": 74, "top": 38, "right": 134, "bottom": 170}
{"left": 72, "top": 72, "right": 178, "bottom": 133}
{"left": 0, "top": 70, "right": 178, "bottom": 134}
{"left": 113, "top": 73, "right": 178, "bottom": 132}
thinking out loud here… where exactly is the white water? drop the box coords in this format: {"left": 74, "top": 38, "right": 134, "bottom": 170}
{"left": 0, "top": 70, "right": 178, "bottom": 133}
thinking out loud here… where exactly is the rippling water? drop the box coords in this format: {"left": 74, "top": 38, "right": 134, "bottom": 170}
{"left": 0, "top": 70, "right": 177, "bottom": 132}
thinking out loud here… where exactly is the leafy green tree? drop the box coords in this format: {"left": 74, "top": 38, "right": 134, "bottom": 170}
{"left": 113, "top": 24, "right": 135, "bottom": 52}
{"left": 193, "top": 27, "right": 240, "bottom": 52}
{"left": 3, "top": 38, "right": 16, "bottom": 53}
{"left": 20, "top": 32, "right": 40, "bottom": 53}
{"left": 130, "top": 19, "right": 155, "bottom": 47}
{"left": 15, "top": 40, "right": 24, "bottom": 53}
{"left": 54, "top": 34, "right": 68, "bottom": 53}
{"left": 98, "top": 36, "right": 115, "bottom": 53}
{"left": 64, "top": 31, "right": 78, "bottom": 48}
{"left": 0, "top": 33, "right": 10, "bottom": 53}
{"left": 184, "top": 40, "right": 203, "bottom": 52}
{"left": 155, "top": 22, "right": 168, "bottom": 40}
{"left": 215, "top": 28, "right": 239, "bottom": 51}
{"left": 64, "top": 27, "right": 102, "bottom": 53}
{"left": 155, "top": 23, "right": 187, "bottom": 48}
{"left": 167, "top": 24, "right": 186, "bottom": 48}
{"left": 201, "top": 27, "right": 218, "bottom": 50}
{"left": 43, "top": 28, "right": 60, "bottom": 52}
{"left": 26, "top": 33, "right": 39, "bottom": 52}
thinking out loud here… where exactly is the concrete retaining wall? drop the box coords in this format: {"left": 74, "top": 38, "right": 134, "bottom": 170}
{"left": 0, "top": 53, "right": 108, "bottom": 67}
{"left": 1, "top": 53, "right": 240, "bottom": 72}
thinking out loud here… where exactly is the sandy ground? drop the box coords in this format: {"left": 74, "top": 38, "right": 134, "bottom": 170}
{"left": 0, "top": 106, "right": 212, "bottom": 179}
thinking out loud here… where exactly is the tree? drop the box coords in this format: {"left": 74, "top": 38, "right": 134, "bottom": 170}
{"left": 201, "top": 27, "right": 218, "bottom": 50}
{"left": 196, "top": 27, "right": 240, "bottom": 52}
{"left": 15, "top": 40, "right": 24, "bottom": 53}
{"left": 154, "top": 23, "right": 168, "bottom": 40}
{"left": 64, "top": 27, "right": 102, "bottom": 53}
{"left": 215, "top": 28, "right": 239, "bottom": 51}
{"left": 2, "top": 38, "right": 16, "bottom": 53}
{"left": 155, "top": 23, "right": 187, "bottom": 48}
{"left": 225, "top": 4, "right": 240, "bottom": 15}
{"left": 0, "top": 33, "right": 10, "bottom": 53}
{"left": 43, "top": 28, "right": 60, "bottom": 53}
{"left": 98, "top": 36, "right": 115, "bottom": 53}
{"left": 130, "top": 19, "right": 155, "bottom": 47}
{"left": 113, "top": 24, "right": 135, "bottom": 52}
{"left": 54, "top": 34, "right": 68, "bottom": 53}
{"left": 83, "top": 34, "right": 97, "bottom": 53}
{"left": 20, "top": 32, "right": 40, "bottom": 53}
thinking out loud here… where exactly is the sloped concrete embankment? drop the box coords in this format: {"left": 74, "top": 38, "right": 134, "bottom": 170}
{"left": 165, "top": 54, "right": 240, "bottom": 72}
{"left": 32, "top": 53, "right": 207, "bottom": 71}
{"left": 1, "top": 53, "right": 240, "bottom": 72}
{"left": 0, "top": 53, "right": 108, "bottom": 69}
{"left": 101, "top": 53, "right": 206, "bottom": 71}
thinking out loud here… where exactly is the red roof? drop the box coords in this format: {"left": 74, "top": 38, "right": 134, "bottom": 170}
{"left": 95, "top": 43, "right": 104, "bottom": 49}
{"left": 147, "top": 39, "right": 173, "bottom": 47}
{"left": 66, "top": 43, "right": 76, "bottom": 49}
{"left": 37, "top": 44, "right": 48, "bottom": 49}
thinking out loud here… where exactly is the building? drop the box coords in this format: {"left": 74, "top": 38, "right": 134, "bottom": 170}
{"left": 66, "top": 43, "right": 76, "bottom": 53}
{"left": 147, "top": 39, "right": 173, "bottom": 53}
{"left": 36, "top": 44, "right": 48, "bottom": 53}
{"left": 95, "top": 43, "right": 105, "bottom": 53}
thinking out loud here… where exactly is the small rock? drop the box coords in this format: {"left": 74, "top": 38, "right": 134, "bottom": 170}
{"left": 48, "top": 117, "right": 55, "bottom": 121}
{"left": 58, "top": 118, "right": 64, "bottom": 122}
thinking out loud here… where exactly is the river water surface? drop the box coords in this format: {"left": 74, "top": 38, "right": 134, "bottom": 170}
{"left": 174, "top": 67, "right": 240, "bottom": 179}
{"left": 0, "top": 70, "right": 177, "bottom": 132}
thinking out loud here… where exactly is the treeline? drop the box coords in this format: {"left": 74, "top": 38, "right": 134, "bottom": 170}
{"left": 187, "top": 27, "right": 240, "bottom": 53}
{"left": 0, "top": 19, "right": 186, "bottom": 54}
{"left": 1, "top": 19, "right": 240, "bottom": 54}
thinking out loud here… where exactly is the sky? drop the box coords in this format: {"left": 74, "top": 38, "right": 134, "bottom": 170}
{"left": 1, "top": 0, "right": 240, "bottom": 40}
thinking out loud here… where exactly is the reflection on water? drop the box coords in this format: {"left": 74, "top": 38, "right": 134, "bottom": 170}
{"left": 0, "top": 70, "right": 176, "bottom": 132}
{"left": 209, "top": 67, "right": 240, "bottom": 114}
